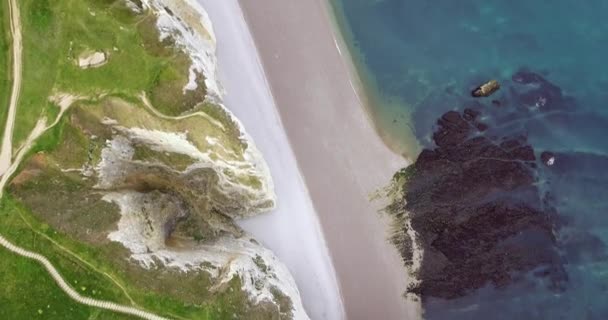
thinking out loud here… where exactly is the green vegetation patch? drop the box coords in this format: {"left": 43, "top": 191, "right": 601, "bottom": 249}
{"left": 198, "top": 102, "right": 247, "bottom": 150}
{"left": 83, "top": 97, "right": 246, "bottom": 162}
{"left": 0, "top": 0, "right": 285, "bottom": 317}
{"left": 381, "top": 164, "right": 418, "bottom": 268}
{"left": 3, "top": 95, "right": 280, "bottom": 319}
{"left": 10, "top": 158, "right": 119, "bottom": 245}
{"left": 132, "top": 143, "right": 196, "bottom": 171}
{"left": 4, "top": 179, "right": 285, "bottom": 319}
{"left": 0, "top": 0, "right": 11, "bottom": 133}
{"left": 0, "top": 247, "right": 134, "bottom": 320}
{"left": 0, "top": 197, "right": 137, "bottom": 319}
{"left": 0, "top": 194, "right": 268, "bottom": 319}
{"left": 13, "top": 0, "right": 207, "bottom": 148}
{"left": 148, "top": 52, "right": 208, "bottom": 116}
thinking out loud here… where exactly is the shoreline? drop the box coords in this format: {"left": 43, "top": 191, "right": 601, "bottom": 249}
{"left": 238, "top": 0, "right": 422, "bottom": 319}
{"left": 196, "top": 1, "right": 345, "bottom": 319}
{"left": 323, "top": 0, "right": 422, "bottom": 160}
{"left": 321, "top": 0, "right": 403, "bottom": 156}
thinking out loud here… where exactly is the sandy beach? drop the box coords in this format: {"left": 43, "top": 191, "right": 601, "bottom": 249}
{"left": 197, "top": 1, "right": 344, "bottom": 319}
{"left": 236, "top": 0, "right": 421, "bottom": 319}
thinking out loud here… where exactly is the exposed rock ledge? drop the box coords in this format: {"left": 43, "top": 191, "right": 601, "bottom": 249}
{"left": 78, "top": 51, "right": 107, "bottom": 69}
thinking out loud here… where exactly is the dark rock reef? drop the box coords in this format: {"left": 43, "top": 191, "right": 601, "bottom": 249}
{"left": 388, "top": 70, "right": 608, "bottom": 306}
{"left": 400, "top": 108, "right": 566, "bottom": 300}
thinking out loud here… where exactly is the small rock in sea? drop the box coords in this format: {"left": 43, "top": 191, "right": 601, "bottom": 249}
{"left": 463, "top": 108, "right": 480, "bottom": 121}
{"left": 541, "top": 151, "right": 555, "bottom": 166}
{"left": 492, "top": 99, "right": 501, "bottom": 106}
{"left": 475, "top": 122, "right": 489, "bottom": 131}
{"left": 471, "top": 80, "right": 500, "bottom": 97}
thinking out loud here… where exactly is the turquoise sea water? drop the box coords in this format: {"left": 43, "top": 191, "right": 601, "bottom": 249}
{"left": 331, "top": 0, "right": 608, "bottom": 150}
{"left": 331, "top": 1, "right": 608, "bottom": 319}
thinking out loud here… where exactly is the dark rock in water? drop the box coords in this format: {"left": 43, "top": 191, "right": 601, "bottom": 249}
{"left": 511, "top": 70, "right": 569, "bottom": 110}
{"left": 412, "top": 69, "right": 581, "bottom": 152}
{"left": 475, "top": 122, "right": 489, "bottom": 131}
{"left": 391, "top": 109, "right": 566, "bottom": 300}
{"left": 512, "top": 70, "right": 546, "bottom": 84}
{"left": 560, "top": 228, "right": 607, "bottom": 263}
{"left": 463, "top": 108, "right": 480, "bottom": 121}
{"left": 400, "top": 68, "right": 608, "bottom": 319}
{"left": 517, "top": 86, "right": 561, "bottom": 109}
{"left": 432, "top": 111, "right": 471, "bottom": 147}
{"left": 541, "top": 151, "right": 555, "bottom": 166}
{"left": 471, "top": 80, "right": 500, "bottom": 97}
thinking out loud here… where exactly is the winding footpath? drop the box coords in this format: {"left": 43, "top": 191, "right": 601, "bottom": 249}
{"left": 0, "top": 0, "right": 168, "bottom": 319}
{"left": 0, "top": 235, "right": 168, "bottom": 320}
{"left": 0, "top": 0, "right": 21, "bottom": 175}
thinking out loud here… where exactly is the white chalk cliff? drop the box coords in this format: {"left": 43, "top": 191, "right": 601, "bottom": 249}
{"left": 94, "top": 1, "right": 311, "bottom": 318}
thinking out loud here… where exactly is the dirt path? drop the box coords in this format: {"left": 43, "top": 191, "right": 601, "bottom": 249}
{"left": 0, "top": 0, "right": 22, "bottom": 176}
{"left": 139, "top": 92, "right": 226, "bottom": 129}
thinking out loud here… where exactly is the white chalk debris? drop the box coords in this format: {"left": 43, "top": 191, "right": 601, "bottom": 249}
{"left": 78, "top": 51, "right": 107, "bottom": 69}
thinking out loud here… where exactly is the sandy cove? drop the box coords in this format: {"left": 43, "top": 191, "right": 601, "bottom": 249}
{"left": 236, "top": 0, "right": 422, "bottom": 319}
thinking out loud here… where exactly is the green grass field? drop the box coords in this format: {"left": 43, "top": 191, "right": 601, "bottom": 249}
{"left": 1, "top": 6, "right": 101, "bottom": 320}
{"left": 0, "top": 247, "right": 135, "bottom": 320}
{"left": 13, "top": 0, "right": 205, "bottom": 148}
{"left": 5, "top": 98, "right": 282, "bottom": 318}
{"left": 0, "top": 0, "right": 11, "bottom": 134}
{"left": 1, "top": 188, "right": 263, "bottom": 320}
{"left": 0, "top": 0, "right": 282, "bottom": 319}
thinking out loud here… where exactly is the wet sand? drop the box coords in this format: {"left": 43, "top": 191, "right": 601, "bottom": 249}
{"left": 238, "top": 0, "right": 421, "bottom": 319}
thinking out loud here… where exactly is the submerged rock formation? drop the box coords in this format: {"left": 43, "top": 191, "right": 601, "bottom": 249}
{"left": 387, "top": 70, "right": 608, "bottom": 305}
{"left": 395, "top": 108, "right": 566, "bottom": 300}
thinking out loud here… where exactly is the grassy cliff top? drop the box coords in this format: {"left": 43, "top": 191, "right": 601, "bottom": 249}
{"left": 0, "top": 0, "right": 288, "bottom": 319}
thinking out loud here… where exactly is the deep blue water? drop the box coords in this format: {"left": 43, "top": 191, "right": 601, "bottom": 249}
{"left": 331, "top": 1, "right": 608, "bottom": 319}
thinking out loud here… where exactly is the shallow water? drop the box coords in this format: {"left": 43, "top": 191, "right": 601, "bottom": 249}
{"left": 331, "top": 0, "right": 608, "bottom": 147}
{"left": 331, "top": 0, "right": 608, "bottom": 318}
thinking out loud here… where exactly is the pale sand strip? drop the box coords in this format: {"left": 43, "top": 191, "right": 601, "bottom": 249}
{"left": 239, "top": 0, "right": 422, "bottom": 319}
{"left": 197, "top": 1, "right": 344, "bottom": 319}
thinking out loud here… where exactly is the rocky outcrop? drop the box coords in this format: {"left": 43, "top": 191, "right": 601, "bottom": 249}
{"left": 78, "top": 51, "right": 107, "bottom": 69}
{"left": 388, "top": 71, "right": 608, "bottom": 311}
{"left": 400, "top": 108, "right": 566, "bottom": 299}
